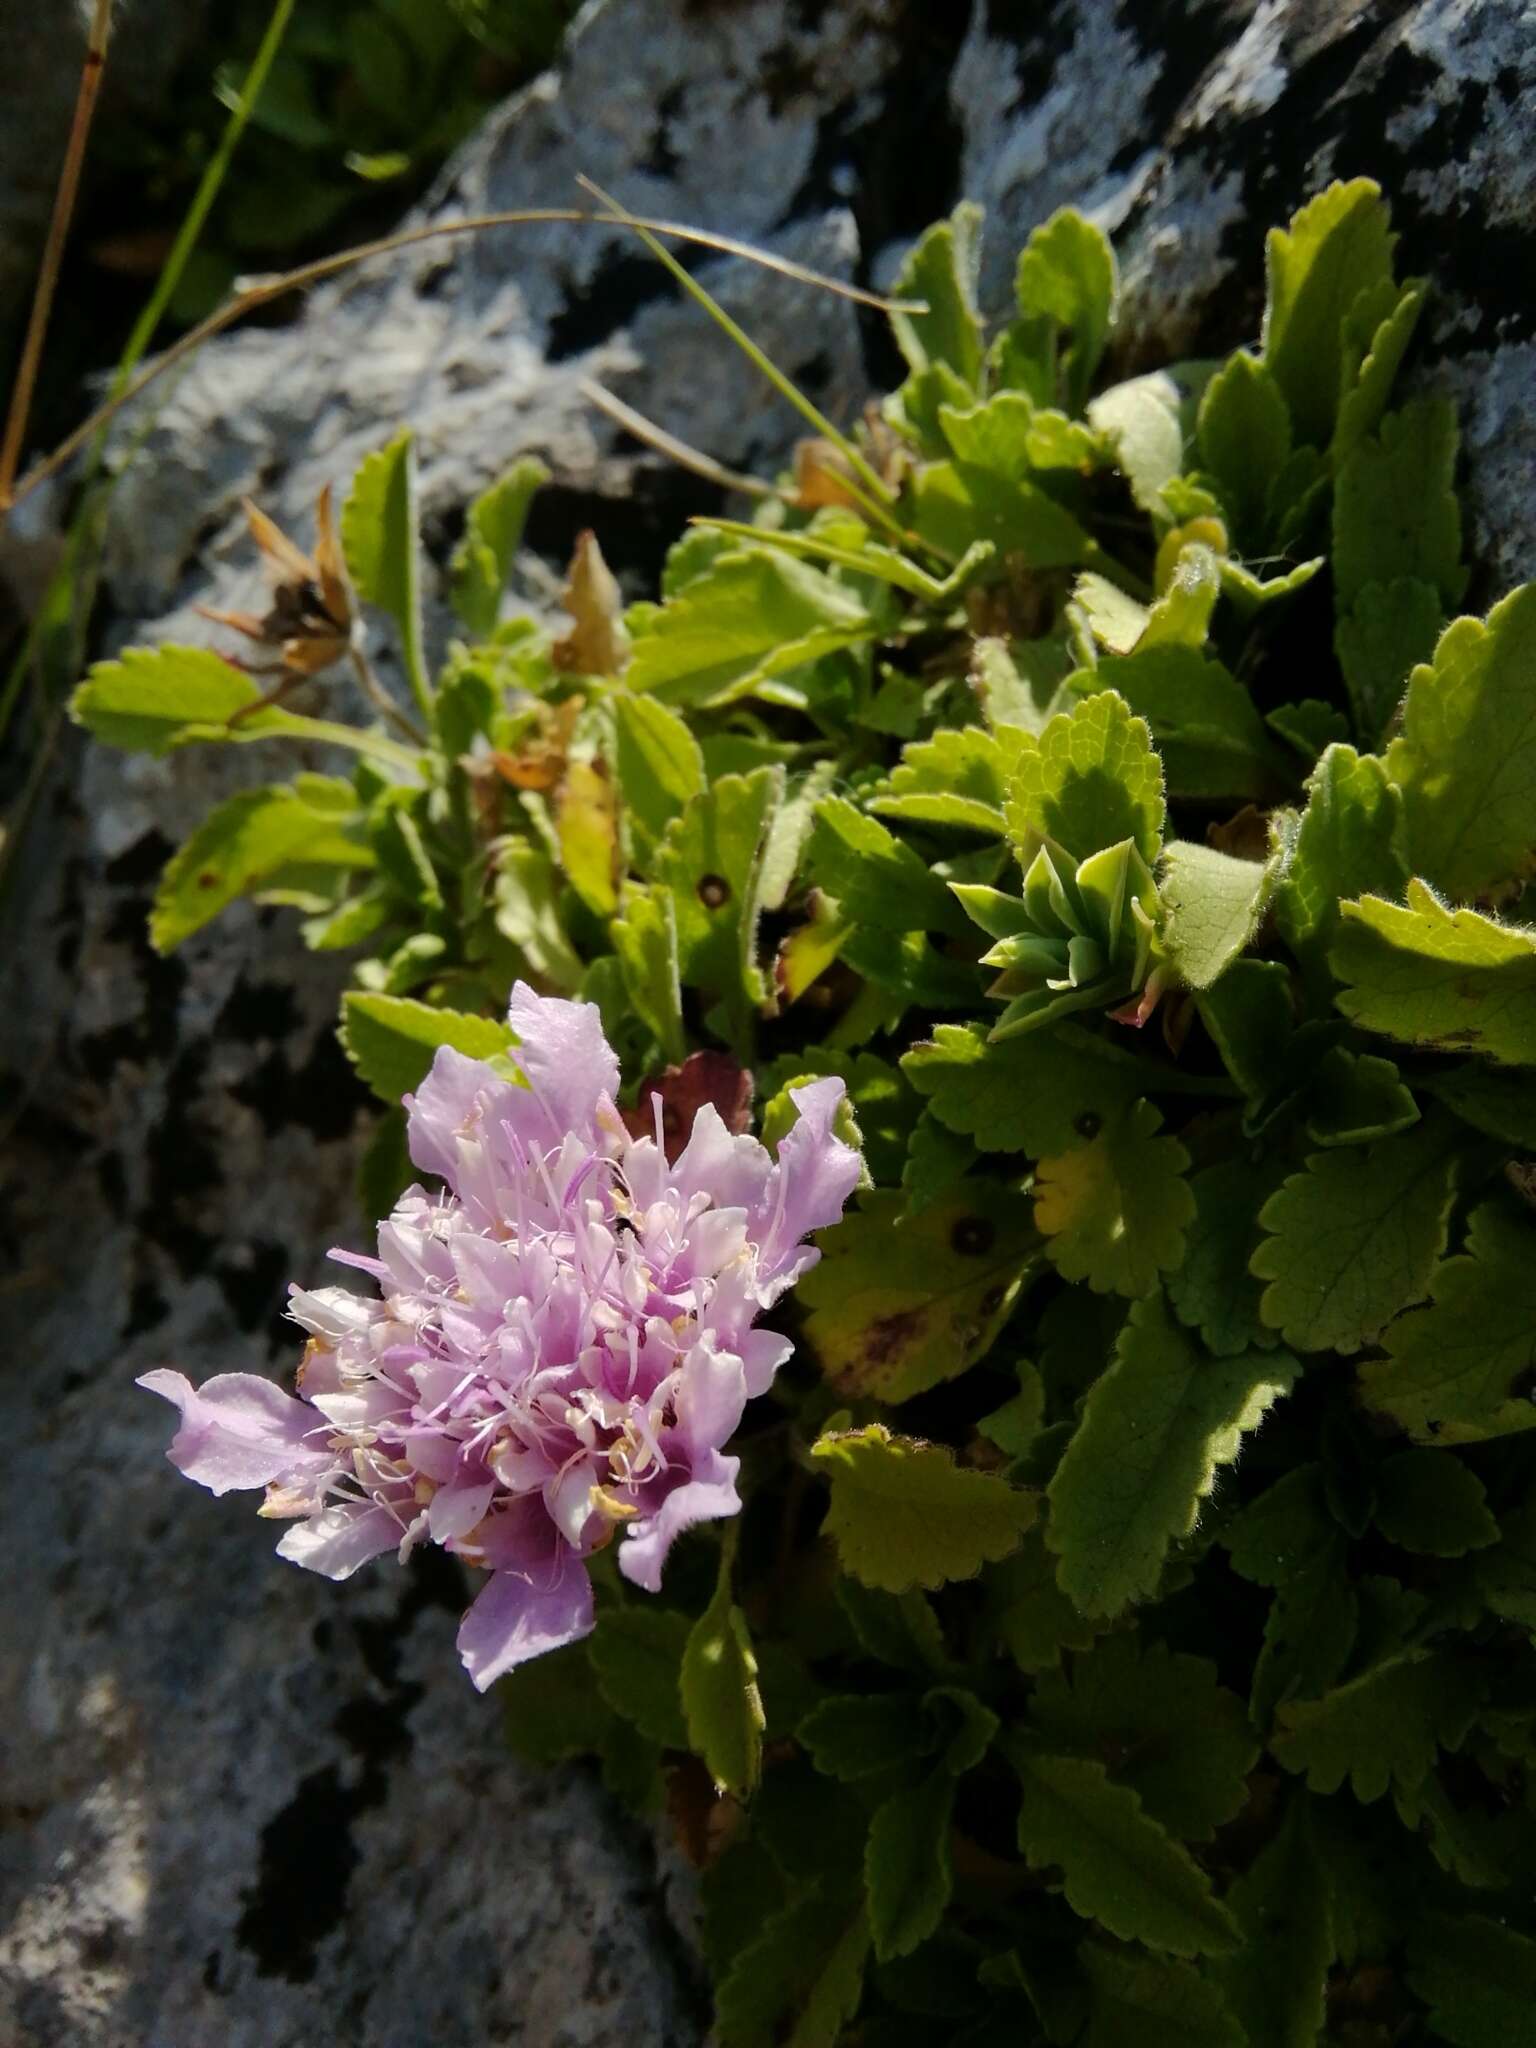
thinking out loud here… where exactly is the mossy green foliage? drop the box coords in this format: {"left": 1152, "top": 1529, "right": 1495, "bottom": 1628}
{"left": 76, "top": 177, "right": 1536, "bottom": 2044}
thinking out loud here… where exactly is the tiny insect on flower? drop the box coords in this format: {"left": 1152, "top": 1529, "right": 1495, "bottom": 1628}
{"left": 140, "top": 986, "right": 861, "bottom": 1690}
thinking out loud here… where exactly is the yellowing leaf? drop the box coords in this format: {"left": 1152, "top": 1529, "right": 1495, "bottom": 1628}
{"left": 556, "top": 757, "right": 620, "bottom": 916}
{"left": 1034, "top": 1098, "right": 1193, "bottom": 1298}
{"left": 800, "top": 1186, "right": 1038, "bottom": 1403}
{"left": 811, "top": 1424, "right": 1037, "bottom": 1592}
{"left": 1047, "top": 1291, "right": 1297, "bottom": 1616}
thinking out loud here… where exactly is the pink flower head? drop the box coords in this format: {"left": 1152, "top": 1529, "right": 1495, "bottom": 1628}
{"left": 141, "top": 986, "right": 860, "bottom": 1690}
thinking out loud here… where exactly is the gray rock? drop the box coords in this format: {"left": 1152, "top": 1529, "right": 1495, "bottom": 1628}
{"left": 4, "top": 1, "right": 1534, "bottom": 2041}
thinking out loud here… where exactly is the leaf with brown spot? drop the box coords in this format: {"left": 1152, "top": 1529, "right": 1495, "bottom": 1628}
{"left": 800, "top": 1185, "right": 1039, "bottom": 1403}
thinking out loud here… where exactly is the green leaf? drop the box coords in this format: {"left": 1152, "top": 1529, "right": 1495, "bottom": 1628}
{"left": 588, "top": 1604, "right": 691, "bottom": 1749}
{"left": 1359, "top": 1199, "right": 1536, "bottom": 1445}
{"left": 1428, "top": 1062, "right": 1536, "bottom": 1149}
{"left": 866, "top": 1768, "right": 957, "bottom": 1962}
{"left": 1274, "top": 744, "right": 1408, "bottom": 971}
{"left": 448, "top": 455, "right": 547, "bottom": 634}
{"left": 1272, "top": 1649, "right": 1486, "bottom": 1802}
{"left": 339, "top": 991, "right": 514, "bottom": 1105}
{"left": 150, "top": 777, "right": 370, "bottom": 950}
{"left": 1335, "top": 395, "right": 1466, "bottom": 616}
{"left": 613, "top": 690, "right": 705, "bottom": 861}
{"left": 1333, "top": 882, "right": 1536, "bottom": 1066}
{"left": 1047, "top": 1291, "right": 1297, "bottom": 1616}
{"left": 1012, "top": 207, "right": 1118, "bottom": 415}
{"left": 1333, "top": 277, "right": 1425, "bottom": 461}
{"left": 1335, "top": 575, "right": 1445, "bottom": 744}
{"left": 903, "top": 1020, "right": 1161, "bottom": 1158}
{"left": 1197, "top": 350, "right": 1291, "bottom": 547}
{"left": 1088, "top": 646, "right": 1280, "bottom": 802}
{"left": 1009, "top": 1746, "right": 1241, "bottom": 1957}
{"left": 682, "top": 1542, "right": 764, "bottom": 1799}
{"left": 1007, "top": 690, "right": 1165, "bottom": 867}
{"left": 1406, "top": 1912, "right": 1536, "bottom": 2048}
{"left": 500, "top": 1641, "right": 612, "bottom": 1766}
{"left": 1168, "top": 1155, "right": 1285, "bottom": 1357}
{"left": 800, "top": 1183, "right": 1038, "bottom": 1403}
{"left": 1251, "top": 1549, "right": 1359, "bottom": 1729}
{"left": 1224, "top": 1465, "right": 1336, "bottom": 1588}
{"left": 1385, "top": 583, "right": 1536, "bottom": 899}
{"left": 870, "top": 724, "right": 1026, "bottom": 835}
{"left": 808, "top": 796, "right": 965, "bottom": 935}
{"left": 1304, "top": 1046, "right": 1419, "bottom": 1146}
{"left": 1080, "top": 1947, "right": 1245, "bottom": 2048}
{"left": 71, "top": 643, "right": 302, "bottom": 755}
{"left": 901, "top": 1109, "right": 975, "bottom": 1220}
{"left": 1087, "top": 372, "right": 1185, "bottom": 516}
{"left": 835, "top": 1580, "right": 949, "bottom": 1677}
{"left": 889, "top": 202, "right": 985, "bottom": 386}
{"left": 342, "top": 428, "right": 430, "bottom": 714}
{"left": 493, "top": 840, "right": 584, "bottom": 991}
{"left": 715, "top": 1892, "right": 871, "bottom": 2048}
{"left": 610, "top": 884, "right": 685, "bottom": 1064}
{"left": 985, "top": 1526, "right": 1106, "bottom": 1674}
{"left": 1028, "top": 1635, "right": 1258, "bottom": 1840}
{"left": 659, "top": 766, "right": 782, "bottom": 1043}
{"left": 811, "top": 1424, "right": 1038, "bottom": 1592}
{"left": 1261, "top": 178, "right": 1395, "bottom": 448}
{"left": 797, "top": 1695, "right": 938, "bottom": 1782}
{"left": 1373, "top": 1449, "right": 1499, "bottom": 1557}
{"left": 1161, "top": 839, "right": 1278, "bottom": 991}
{"left": 1033, "top": 1098, "right": 1194, "bottom": 1298}
{"left": 1217, "top": 1793, "right": 1335, "bottom": 2048}
{"left": 627, "top": 547, "right": 876, "bottom": 709}
{"left": 1195, "top": 957, "right": 1295, "bottom": 1102}
{"left": 905, "top": 456, "right": 1093, "bottom": 568}
{"left": 1250, "top": 1116, "right": 1459, "bottom": 1353}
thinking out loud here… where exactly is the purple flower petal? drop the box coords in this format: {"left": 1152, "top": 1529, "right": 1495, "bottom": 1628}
{"left": 457, "top": 1544, "right": 595, "bottom": 1690}
{"left": 138, "top": 1369, "right": 333, "bottom": 1496}
{"left": 759, "top": 1077, "right": 862, "bottom": 1276}
{"left": 618, "top": 1454, "right": 742, "bottom": 1595}
{"left": 506, "top": 981, "right": 620, "bottom": 1145}
{"left": 275, "top": 1503, "right": 402, "bottom": 1580}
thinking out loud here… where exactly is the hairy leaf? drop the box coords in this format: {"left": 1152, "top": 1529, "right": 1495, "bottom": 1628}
{"left": 1033, "top": 1099, "right": 1193, "bottom": 1298}
{"left": 1089, "top": 646, "right": 1279, "bottom": 801}
{"left": 1359, "top": 1199, "right": 1536, "bottom": 1444}
{"left": 1006, "top": 690, "right": 1165, "bottom": 866}
{"left": 1272, "top": 1649, "right": 1486, "bottom": 1802}
{"left": 1275, "top": 744, "right": 1407, "bottom": 971}
{"left": 1334, "top": 396, "right": 1466, "bottom": 614}
{"left": 1332, "top": 882, "right": 1536, "bottom": 1066}
{"left": 1261, "top": 178, "right": 1394, "bottom": 448}
{"left": 1250, "top": 1116, "right": 1459, "bottom": 1353}
{"left": 1386, "top": 584, "right": 1536, "bottom": 899}
{"left": 339, "top": 992, "right": 514, "bottom": 1105}
{"left": 1009, "top": 1747, "right": 1241, "bottom": 1956}
{"left": 1168, "top": 1155, "right": 1285, "bottom": 1356}
{"left": 903, "top": 1020, "right": 1160, "bottom": 1157}
{"left": 812, "top": 1425, "right": 1038, "bottom": 1592}
{"left": 1047, "top": 1291, "right": 1297, "bottom": 1615}
{"left": 870, "top": 724, "right": 1026, "bottom": 835}
{"left": 683, "top": 1547, "right": 764, "bottom": 1798}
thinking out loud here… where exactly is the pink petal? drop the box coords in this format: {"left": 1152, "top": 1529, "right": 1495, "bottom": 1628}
{"left": 759, "top": 1077, "right": 861, "bottom": 1275}
{"left": 138, "top": 1369, "right": 332, "bottom": 1496}
{"left": 506, "top": 981, "right": 619, "bottom": 1145}
{"left": 618, "top": 1454, "right": 741, "bottom": 1594}
{"left": 275, "top": 1503, "right": 401, "bottom": 1580}
{"left": 456, "top": 1545, "right": 595, "bottom": 1690}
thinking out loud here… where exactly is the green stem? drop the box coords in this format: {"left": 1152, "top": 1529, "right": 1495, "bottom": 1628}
{"left": 104, "top": 0, "right": 298, "bottom": 414}
{"left": 576, "top": 175, "right": 907, "bottom": 539}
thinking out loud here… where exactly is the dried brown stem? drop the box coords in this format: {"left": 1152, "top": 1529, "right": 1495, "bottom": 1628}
{"left": 0, "top": 0, "right": 115, "bottom": 508}
{"left": 6, "top": 208, "right": 925, "bottom": 517}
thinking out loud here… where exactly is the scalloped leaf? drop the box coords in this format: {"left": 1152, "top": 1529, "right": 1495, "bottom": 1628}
{"left": 811, "top": 1425, "right": 1037, "bottom": 1592}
